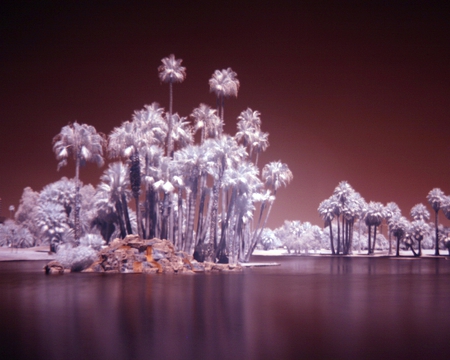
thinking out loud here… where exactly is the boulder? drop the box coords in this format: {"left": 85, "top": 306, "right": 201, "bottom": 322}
{"left": 44, "top": 261, "right": 65, "bottom": 275}
{"left": 46, "top": 236, "right": 243, "bottom": 274}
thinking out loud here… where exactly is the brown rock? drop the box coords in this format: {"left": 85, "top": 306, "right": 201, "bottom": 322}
{"left": 44, "top": 261, "right": 64, "bottom": 275}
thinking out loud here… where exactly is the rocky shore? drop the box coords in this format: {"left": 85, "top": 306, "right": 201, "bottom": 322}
{"left": 45, "top": 235, "right": 243, "bottom": 274}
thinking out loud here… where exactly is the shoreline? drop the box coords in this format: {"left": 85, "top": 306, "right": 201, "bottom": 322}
{"left": 0, "top": 246, "right": 55, "bottom": 262}
{"left": 0, "top": 246, "right": 448, "bottom": 262}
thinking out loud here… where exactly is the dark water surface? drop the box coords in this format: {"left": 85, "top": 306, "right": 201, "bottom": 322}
{"left": 0, "top": 256, "right": 449, "bottom": 360}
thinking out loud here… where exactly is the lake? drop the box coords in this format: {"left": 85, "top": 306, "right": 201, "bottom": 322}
{"left": 0, "top": 256, "right": 449, "bottom": 360}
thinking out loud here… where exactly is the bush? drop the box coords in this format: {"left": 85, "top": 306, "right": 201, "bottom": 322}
{"left": 56, "top": 244, "right": 98, "bottom": 272}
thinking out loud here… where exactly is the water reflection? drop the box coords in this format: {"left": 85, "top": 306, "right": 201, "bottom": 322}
{"left": 0, "top": 256, "right": 449, "bottom": 359}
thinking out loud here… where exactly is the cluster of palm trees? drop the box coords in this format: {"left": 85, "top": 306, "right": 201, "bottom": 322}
{"left": 318, "top": 182, "right": 450, "bottom": 256}
{"left": 10, "top": 55, "right": 292, "bottom": 263}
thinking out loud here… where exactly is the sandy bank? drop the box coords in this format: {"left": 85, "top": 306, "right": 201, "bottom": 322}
{"left": 0, "top": 246, "right": 55, "bottom": 261}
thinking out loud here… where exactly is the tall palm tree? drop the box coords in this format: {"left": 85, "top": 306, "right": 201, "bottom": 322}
{"left": 219, "top": 161, "right": 260, "bottom": 264}
{"left": 409, "top": 219, "right": 431, "bottom": 256}
{"left": 173, "top": 144, "right": 207, "bottom": 252}
{"left": 209, "top": 68, "right": 240, "bottom": 122}
{"left": 108, "top": 120, "right": 143, "bottom": 236}
{"left": 389, "top": 215, "right": 409, "bottom": 257}
{"left": 96, "top": 161, "right": 132, "bottom": 238}
{"left": 427, "top": 188, "right": 444, "bottom": 255}
{"left": 205, "top": 136, "right": 247, "bottom": 251}
{"left": 246, "top": 161, "right": 293, "bottom": 260}
{"left": 108, "top": 104, "right": 168, "bottom": 238}
{"left": 158, "top": 54, "right": 186, "bottom": 158}
{"left": 342, "top": 191, "right": 364, "bottom": 254}
{"left": 318, "top": 197, "right": 336, "bottom": 254}
{"left": 333, "top": 181, "right": 354, "bottom": 254}
{"left": 364, "top": 201, "right": 384, "bottom": 254}
{"left": 384, "top": 202, "right": 401, "bottom": 255}
{"left": 53, "top": 122, "right": 105, "bottom": 241}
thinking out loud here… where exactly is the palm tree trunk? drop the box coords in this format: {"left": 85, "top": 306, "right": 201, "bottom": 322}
{"left": 74, "top": 153, "right": 81, "bottom": 242}
{"left": 217, "top": 188, "right": 237, "bottom": 263}
{"left": 130, "top": 152, "right": 142, "bottom": 237}
{"left": 220, "top": 94, "right": 224, "bottom": 122}
{"left": 167, "top": 80, "right": 174, "bottom": 158}
{"left": 388, "top": 230, "right": 392, "bottom": 255}
{"left": 329, "top": 220, "right": 335, "bottom": 255}
{"left": 195, "top": 173, "right": 207, "bottom": 246}
{"left": 245, "top": 192, "right": 276, "bottom": 262}
{"left": 185, "top": 179, "right": 198, "bottom": 253}
{"left": 409, "top": 244, "right": 418, "bottom": 256}
{"left": 255, "top": 151, "right": 260, "bottom": 167}
{"left": 358, "top": 219, "right": 362, "bottom": 253}
{"left": 250, "top": 200, "right": 267, "bottom": 252}
{"left": 372, "top": 225, "right": 378, "bottom": 254}
{"left": 367, "top": 225, "right": 372, "bottom": 255}
{"left": 168, "top": 193, "right": 174, "bottom": 244}
{"left": 396, "top": 235, "right": 400, "bottom": 257}
{"left": 209, "top": 179, "right": 220, "bottom": 251}
{"left": 434, "top": 210, "right": 440, "bottom": 255}
{"left": 121, "top": 193, "right": 132, "bottom": 235}
{"left": 115, "top": 200, "right": 127, "bottom": 239}
{"left": 348, "top": 220, "right": 354, "bottom": 255}
{"left": 336, "top": 215, "right": 341, "bottom": 254}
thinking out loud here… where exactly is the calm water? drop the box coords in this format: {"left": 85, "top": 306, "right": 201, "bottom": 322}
{"left": 0, "top": 256, "right": 449, "bottom": 360}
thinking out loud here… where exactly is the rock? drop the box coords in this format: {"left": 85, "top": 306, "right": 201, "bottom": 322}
{"left": 44, "top": 261, "right": 64, "bottom": 275}
{"left": 190, "top": 260, "right": 206, "bottom": 273}
{"left": 38, "top": 235, "right": 247, "bottom": 275}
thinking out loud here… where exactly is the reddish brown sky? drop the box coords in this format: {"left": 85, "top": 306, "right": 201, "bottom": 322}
{"left": 1, "top": 1, "right": 449, "bottom": 228}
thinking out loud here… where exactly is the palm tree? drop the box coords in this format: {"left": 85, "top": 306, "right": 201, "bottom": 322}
{"left": 318, "top": 198, "right": 336, "bottom": 254}
{"left": 384, "top": 202, "right": 401, "bottom": 255}
{"left": 410, "top": 203, "right": 430, "bottom": 221}
{"left": 409, "top": 219, "right": 431, "bottom": 256}
{"left": 246, "top": 161, "right": 293, "bottom": 260}
{"left": 205, "top": 136, "right": 247, "bottom": 252}
{"left": 96, "top": 161, "right": 132, "bottom": 238}
{"left": 427, "top": 188, "right": 444, "bottom": 255}
{"left": 236, "top": 108, "right": 261, "bottom": 147}
{"left": 158, "top": 54, "right": 186, "bottom": 158}
{"left": 235, "top": 108, "right": 269, "bottom": 165}
{"left": 141, "top": 144, "right": 164, "bottom": 239}
{"left": 191, "top": 104, "right": 222, "bottom": 143}
{"left": 170, "top": 113, "right": 194, "bottom": 152}
{"left": 36, "top": 201, "right": 74, "bottom": 252}
{"left": 173, "top": 144, "right": 207, "bottom": 253}
{"left": 333, "top": 181, "right": 354, "bottom": 254}
{"left": 219, "top": 161, "right": 260, "bottom": 264}
{"left": 251, "top": 130, "right": 269, "bottom": 167}
{"left": 389, "top": 215, "right": 409, "bottom": 257}
{"left": 209, "top": 68, "right": 240, "bottom": 122}
{"left": 108, "top": 121, "right": 142, "bottom": 236}
{"left": 342, "top": 191, "right": 364, "bottom": 255}
{"left": 364, "top": 201, "right": 384, "bottom": 254}
{"left": 53, "top": 122, "right": 105, "bottom": 242}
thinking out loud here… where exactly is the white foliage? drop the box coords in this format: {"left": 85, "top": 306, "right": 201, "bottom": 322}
{"left": 56, "top": 244, "right": 98, "bottom": 272}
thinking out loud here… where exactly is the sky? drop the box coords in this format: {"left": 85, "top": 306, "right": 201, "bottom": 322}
{"left": 1, "top": 1, "right": 449, "bottom": 229}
